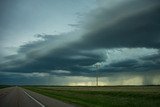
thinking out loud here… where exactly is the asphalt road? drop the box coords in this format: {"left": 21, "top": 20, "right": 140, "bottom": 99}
{"left": 0, "top": 87, "right": 75, "bottom": 107}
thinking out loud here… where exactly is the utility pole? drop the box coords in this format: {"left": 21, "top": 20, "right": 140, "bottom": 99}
{"left": 48, "top": 75, "right": 50, "bottom": 86}
{"left": 95, "top": 64, "right": 100, "bottom": 86}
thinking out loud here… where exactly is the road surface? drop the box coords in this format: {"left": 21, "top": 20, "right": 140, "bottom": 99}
{"left": 0, "top": 87, "right": 75, "bottom": 107}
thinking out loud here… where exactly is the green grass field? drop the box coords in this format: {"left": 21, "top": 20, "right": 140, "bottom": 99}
{"left": 0, "top": 85, "right": 11, "bottom": 89}
{"left": 24, "top": 86, "right": 160, "bottom": 107}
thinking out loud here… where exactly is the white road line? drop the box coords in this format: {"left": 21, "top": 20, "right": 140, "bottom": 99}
{"left": 23, "top": 90, "right": 45, "bottom": 107}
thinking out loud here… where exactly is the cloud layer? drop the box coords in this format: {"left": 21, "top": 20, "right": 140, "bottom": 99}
{"left": 0, "top": 0, "right": 160, "bottom": 85}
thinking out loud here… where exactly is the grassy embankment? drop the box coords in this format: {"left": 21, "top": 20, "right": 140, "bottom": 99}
{"left": 25, "top": 86, "right": 160, "bottom": 107}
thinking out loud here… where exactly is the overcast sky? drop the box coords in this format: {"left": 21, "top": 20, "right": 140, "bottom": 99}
{"left": 0, "top": 0, "right": 160, "bottom": 85}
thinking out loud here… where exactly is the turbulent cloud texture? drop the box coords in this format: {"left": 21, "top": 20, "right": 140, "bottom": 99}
{"left": 0, "top": 0, "right": 160, "bottom": 85}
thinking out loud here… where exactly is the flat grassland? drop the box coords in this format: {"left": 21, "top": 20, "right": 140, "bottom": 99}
{"left": 25, "top": 86, "right": 160, "bottom": 107}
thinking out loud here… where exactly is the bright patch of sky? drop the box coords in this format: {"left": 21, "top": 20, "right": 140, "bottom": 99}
{"left": 0, "top": 0, "right": 97, "bottom": 55}
{"left": 89, "top": 48, "right": 159, "bottom": 69}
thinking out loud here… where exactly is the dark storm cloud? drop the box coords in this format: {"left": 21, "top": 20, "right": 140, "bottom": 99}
{"left": 0, "top": 34, "right": 104, "bottom": 76}
{"left": 1, "top": 45, "right": 103, "bottom": 76}
{"left": 100, "top": 54, "right": 160, "bottom": 76}
{"left": 1, "top": 0, "right": 160, "bottom": 78}
{"left": 76, "top": 0, "right": 160, "bottom": 49}
{"left": 139, "top": 54, "right": 160, "bottom": 70}
{"left": 109, "top": 60, "right": 138, "bottom": 68}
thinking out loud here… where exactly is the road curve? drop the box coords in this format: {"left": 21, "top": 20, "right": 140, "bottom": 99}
{"left": 0, "top": 87, "right": 75, "bottom": 107}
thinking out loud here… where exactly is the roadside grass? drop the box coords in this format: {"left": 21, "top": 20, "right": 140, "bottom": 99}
{"left": 24, "top": 86, "right": 160, "bottom": 107}
{"left": 0, "top": 85, "right": 11, "bottom": 89}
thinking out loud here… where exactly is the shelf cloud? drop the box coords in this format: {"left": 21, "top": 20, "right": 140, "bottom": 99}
{"left": 0, "top": 0, "right": 160, "bottom": 85}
